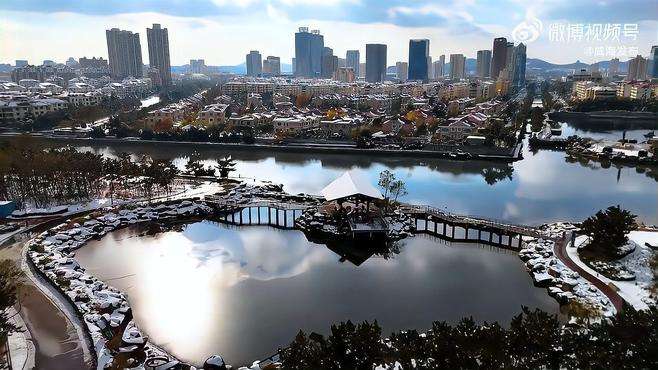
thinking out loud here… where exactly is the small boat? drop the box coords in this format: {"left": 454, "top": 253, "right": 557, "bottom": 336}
{"left": 644, "top": 131, "right": 654, "bottom": 138}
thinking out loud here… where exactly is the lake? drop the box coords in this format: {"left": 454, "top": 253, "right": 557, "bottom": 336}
{"left": 51, "top": 124, "right": 658, "bottom": 226}
{"left": 75, "top": 221, "right": 558, "bottom": 366}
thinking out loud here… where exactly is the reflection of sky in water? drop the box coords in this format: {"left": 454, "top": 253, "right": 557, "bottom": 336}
{"left": 76, "top": 223, "right": 557, "bottom": 366}
{"left": 67, "top": 121, "right": 658, "bottom": 225}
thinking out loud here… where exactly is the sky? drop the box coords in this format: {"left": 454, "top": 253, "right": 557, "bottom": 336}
{"left": 0, "top": 0, "right": 656, "bottom": 66}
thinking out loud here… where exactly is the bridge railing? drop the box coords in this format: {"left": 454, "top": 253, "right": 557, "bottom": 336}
{"left": 401, "top": 204, "right": 541, "bottom": 237}
{"left": 204, "top": 196, "right": 311, "bottom": 211}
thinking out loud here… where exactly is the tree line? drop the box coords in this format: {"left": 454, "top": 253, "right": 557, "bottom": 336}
{"left": 0, "top": 137, "right": 178, "bottom": 208}
{"left": 280, "top": 306, "right": 658, "bottom": 369}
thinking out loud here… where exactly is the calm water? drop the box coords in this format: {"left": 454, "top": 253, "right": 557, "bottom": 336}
{"left": 76, "top": 221, "right": 557, "bottom": 365}
{"left": 44, "top": 125, "right": 657, "bottom": 225}
{"left": 558, "top": 122, "right": 651, "bottom": 142}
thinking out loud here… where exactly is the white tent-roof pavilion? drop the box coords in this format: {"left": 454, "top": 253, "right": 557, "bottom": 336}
{"left": 321, "top": 170, "right": 383, "bottom": 202}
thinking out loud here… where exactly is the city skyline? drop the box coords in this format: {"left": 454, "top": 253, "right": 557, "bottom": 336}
{"left": 1, "top": 0, "right": 656, "bottom": 66}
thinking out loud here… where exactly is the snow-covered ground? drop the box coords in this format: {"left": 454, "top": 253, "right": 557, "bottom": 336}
{"left": 520, "top": 231, "right": 616, "bottom": 317}
{"left": 6, "top": 306, "right": 35, "bottom": 369}
{"left": 588, "top": 141, "right": 653, "bottom": 158}
{"left": 10, "top": 180, "right": 222, "bottom": 219}
{"left": 570, "top": 230, "right": 658, "bottom": 311}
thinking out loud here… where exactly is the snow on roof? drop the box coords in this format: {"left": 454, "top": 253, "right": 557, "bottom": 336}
{"left": 321, "top": 170, "right": 383, "bottom": 201}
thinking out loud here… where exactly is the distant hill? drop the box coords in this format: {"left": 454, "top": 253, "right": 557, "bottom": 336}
{"left": 171, "top": 57, "right": 629, "bottom": 77}
{"left": 526, "top": 58, "right": 589, "bottom": 71}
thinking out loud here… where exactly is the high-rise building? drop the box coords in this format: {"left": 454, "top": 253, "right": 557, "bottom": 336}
{"left": 106, "top": 28, "right": 143, "bottom": 79}
{"left": 246, "top": 50, "right": 262, "bottom": 76}
{"left": 190, "top": 59, "right": 206, "bottom": 74}
{"left": 650, "top": 46, "right": 658, "bottom": 78}
{"left": 43, "top": 60, "right": 55, "bottom": 66}
{"left": 365, "top": 44, "right": 387, "bottom": 83}
{"left": 15, "top": 60, "right": 28, "bottom": 67}
{"left": 476, "top": 50, "right": 492, "bottom": 78}
{"left": 396, "top": 62, "right": 408, "bottom": 81}
{"left": 435, "top": 55, "right": 445, "bottom": 78}
{"left": 627, "top": 55, "right": 648, "bottom": 81}
{"left": 512, "top": 43, "right": 526, "bottom": 87}
{"left": 346, "top": 50, "right": 360, "bottom": 77}
{"left": 408, "top": 39, "right": 429, "bottom": 82}
{"left": 321, "top": 47, "right": 337, "bottom": 79}
{"left": 263, "top": 56, "right": 281, "bottom": 76}
{"left": 146, "top": 24, "right": 172, "bottom": 86}
{"left": 449, "top": 54, "right": 466, "bottom": 80}
{"left": 427, "top": 56, "right": 434, "bottom": 80}
{"left": 359, "top": 63, "right": 366, "bottom": 79}
{"left": 294, "top": 27, "right": 324, "bottom": 78}
{"left": 491, "top": 37, "right": 507, "bottom": 80}
{"left": 292, "top": 58, "right": 296, "bottom": 74}
{"left": 505, "top": 42, "right": 515, "bottom": 78}
{"left": 609, "top": 58, "right": 620, "bottom": 75}
{"left": 432, "top": 61, "right": 442, "bottom": 80}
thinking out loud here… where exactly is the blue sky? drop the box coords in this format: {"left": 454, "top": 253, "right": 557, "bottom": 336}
{"left": 1, "top": 0, "right": 656, "bottom": 65}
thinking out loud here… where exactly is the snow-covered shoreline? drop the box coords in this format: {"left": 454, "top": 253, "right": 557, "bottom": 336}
{"left": 25, "top": 199, "right": 219, "bottom": 369}
{"left": 20, "top": 182, "right": 657, "bottom": 368}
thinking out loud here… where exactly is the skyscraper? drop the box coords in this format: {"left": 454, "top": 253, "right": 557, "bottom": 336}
{"left": 506, "top": 42, "right": 515, "bottom": 79}
{"left": 294, "top": 27, "right": 324, "bottom": 78}
{"left": 650, "top": 46, "right": 658, "bottom": 78}
{"left": 106, "top": 28, "right": 143, "bottom": 79}
{"left": 427, "top": 56, "right": 433, "bottom": 80}
{"left": 246, "top": 50, "right": 262, "bottom": 76}
{"left": 346, "top": 50, "right": 360, "bottom": 77}
{"left": 432, "top": 61, "right": 442, "bottom": 80}
{"left": 396, "top": 62, "right": 408, "bottom": 82}
{"left": 365, "top": 44, "right": 387, "bottom": 83}
{"left": 435, "top": 55, "right": 445, "bottom": 78}
{"left": 627, "top": 55, "right": 648, "bottom": 81}
{"left": 512, "top": 43, "right": 526, "bottom": 87}
{"left": 321, "top": 47, "right": 337, "bottom": 79}
{"left": 190, "top": 59, "right": 206, "bottom": 74}
{"left": 449, "top": 54, "right": 466, "bottom": 80}
{"left": 408, "top": 39, "right": 429, "bottom": 82}
{"left": 476, "top": 50, "right": 492, "bottom": 78}
{"left": 146, "top": 24, "right": 172, "bottom": 86}
{"left": 262, "top": 56, "right": 281, "bottom": 76}
{"left": 491, "top": 37, "right": 507, "bottom": 80}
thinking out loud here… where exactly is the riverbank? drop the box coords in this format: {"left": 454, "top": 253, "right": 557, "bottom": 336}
{"left": 0, "top": 132, "right": 523, "bottom": 162}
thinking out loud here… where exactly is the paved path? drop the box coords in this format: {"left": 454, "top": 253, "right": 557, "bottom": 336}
{"left": 553, "top": 231, "right": 624, "bottom": 313}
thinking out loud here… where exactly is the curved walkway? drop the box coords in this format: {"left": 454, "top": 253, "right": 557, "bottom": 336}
{"left": 553, "top": 231, "right": 624, "bottom": 313}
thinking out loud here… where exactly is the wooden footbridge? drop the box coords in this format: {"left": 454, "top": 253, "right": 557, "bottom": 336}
{"left": 204, "top": 196, "right": 312, "bottom": 229}
{"left": 204, "top": 195, "right": 545, "bottom": 249}
{"left": 401, "top": 204, "right": 545, "bottom": 250}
